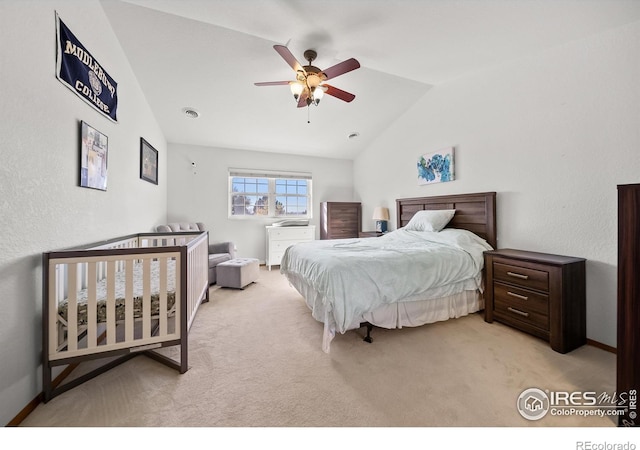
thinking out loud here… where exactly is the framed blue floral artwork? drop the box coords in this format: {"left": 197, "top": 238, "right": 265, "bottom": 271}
{"left": 417, "top": 147, "right": 454, "bottom": 185}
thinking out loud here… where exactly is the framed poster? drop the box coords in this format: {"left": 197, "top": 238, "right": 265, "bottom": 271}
{"left": 140, "top": 138, "right": 158, "bottom": 185}
{"left": 79, "top": 121, "right": 108, "bottom": 191}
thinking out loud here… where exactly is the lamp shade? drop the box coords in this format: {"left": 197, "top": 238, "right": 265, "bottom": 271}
{"left": 372, "top": 207, "right": 390, "bottom": 221}
{"left": 290, "top": 82, "right": 304, "bottom": 100}
{"left": 312, "top": 86, "right": 324, "bottom": 105}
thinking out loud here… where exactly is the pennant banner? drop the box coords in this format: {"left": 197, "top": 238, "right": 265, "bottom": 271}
{"left": 56, "top": 14, "right": 118, "bottom": 122}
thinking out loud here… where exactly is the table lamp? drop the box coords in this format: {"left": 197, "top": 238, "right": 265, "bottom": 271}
{"left": 372, "top": 207, "right": 390, "bottom": 233}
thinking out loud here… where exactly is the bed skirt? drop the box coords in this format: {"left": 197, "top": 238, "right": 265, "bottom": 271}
{"left": 284, "top": 272, "right": 483, "bottom": 352}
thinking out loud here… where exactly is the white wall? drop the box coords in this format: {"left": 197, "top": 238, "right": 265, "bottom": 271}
{"left": 0, "top": 1, "right": 167, "bottom": 425}
{"left": 167, "top": 144, "right": 354, "bottom": 261}
{"left": 1, "top": 1, "right": 635, "bottom": 427}
{"left": 354, "top": 21, "right": 640, "bottom": 348}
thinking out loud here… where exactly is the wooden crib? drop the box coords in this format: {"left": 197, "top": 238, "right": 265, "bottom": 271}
{"left": 42, "top": 231, "right": 209, "bottom": 402}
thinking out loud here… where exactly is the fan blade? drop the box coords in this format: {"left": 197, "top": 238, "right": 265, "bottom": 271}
{"left": 274, "top": 45, "right": 305, "bottom": 74}
{"left": 322, "top": 58, "right": 360, "bottom": 80}
{"left": 323, "top": 84, "right": 356, "bottom": 102}
{"left": 254, "top": 81, "right": 291, "bottom": 86}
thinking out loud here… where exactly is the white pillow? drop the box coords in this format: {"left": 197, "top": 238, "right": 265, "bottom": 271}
{"left": 405, "top": 209, "right": 456, "bottom": 232}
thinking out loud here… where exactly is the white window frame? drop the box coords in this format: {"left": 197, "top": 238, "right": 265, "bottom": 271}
{"left": 228, "top": 168, "right": 312, "bottom": 219}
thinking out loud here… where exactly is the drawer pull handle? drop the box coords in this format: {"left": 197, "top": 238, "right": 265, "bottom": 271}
{"left": 507, "top": 271, "right": 529, "bottom": 280}
{"left": 507, "top": 291, "right": 528, "bottom": 301}
{"left": 507, "top": 307, "right": 529, "bottom": 317}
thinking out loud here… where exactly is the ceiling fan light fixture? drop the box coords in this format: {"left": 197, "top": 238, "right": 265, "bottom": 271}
{"left": 290, "top": 82, "right": 304, "bottom": 101}
{"left": 311, "top": 86, "right": 324, "bottom": 105}
{"left": 255, "top": 45, "right": 360, "bottom": 114}
{"left": 306, "top": 73, "right": 321, "bottom": 89}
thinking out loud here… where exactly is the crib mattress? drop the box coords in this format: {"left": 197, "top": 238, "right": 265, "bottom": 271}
{"left": 58, "top": 259, "right": 177, "bottom": 324}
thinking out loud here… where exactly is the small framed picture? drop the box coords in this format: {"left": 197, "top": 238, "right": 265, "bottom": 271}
{"left": 140, "top": 138, "right": 158, "bottom": 185}
{"left": 79, "top": 121, "right": 108, "bottom": 191}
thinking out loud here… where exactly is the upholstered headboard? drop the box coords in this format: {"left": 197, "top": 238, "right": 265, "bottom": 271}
{"left": 396, "top": 191, "right": 497, "bottom": 249}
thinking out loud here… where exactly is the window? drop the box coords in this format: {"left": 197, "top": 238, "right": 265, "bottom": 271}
{"left": 229, "top": 169, "right": 312, "bottom": 218}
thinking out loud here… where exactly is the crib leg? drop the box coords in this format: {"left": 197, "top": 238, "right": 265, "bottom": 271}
{"left": 363, "top": 322, "right": 373, "bottom": 343}
{"left": 203, "top": 287, "right": 210, "bottom": 303}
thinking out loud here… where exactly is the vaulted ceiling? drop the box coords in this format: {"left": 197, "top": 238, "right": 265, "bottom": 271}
{"left": 101, "top": 0, "right": 640, "bottom": 159}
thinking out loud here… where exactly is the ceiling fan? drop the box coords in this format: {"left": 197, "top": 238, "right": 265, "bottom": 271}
{"left": 255, "top": 45, "right": 360, "bottom": 108}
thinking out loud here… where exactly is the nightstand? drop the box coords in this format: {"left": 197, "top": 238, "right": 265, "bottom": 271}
{"left": 359, "top": 231, "right": 384, "bottom": 238}
{"left": 484, "top": 249, "right": 586, "bottom": 354}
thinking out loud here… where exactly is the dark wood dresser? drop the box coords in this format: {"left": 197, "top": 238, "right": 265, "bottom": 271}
{"left": 320, "top": 202, "right": 361, "bottom": 239}
{"left": 617, "top": 183, "right": 640, "bottom": 427}
{"left": 484, "top": 248, "right": 586, "bottom": 354}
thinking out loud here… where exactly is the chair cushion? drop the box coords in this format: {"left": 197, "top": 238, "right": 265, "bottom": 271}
{"left": 155, "top": 222, "right": 234, "bottom": 285}
{"left": 168, "top": 222, "right": 203, "bottom": 232}
{"left": 209, "top": 253, "right": 232, "bottom": 267}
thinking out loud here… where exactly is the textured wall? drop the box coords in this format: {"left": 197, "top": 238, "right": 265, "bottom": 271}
{"left": 0, "top": 1, "right": 167, "bottom": 425}
{"left": 354, "top": 20, "right": 640, "bottom": 348}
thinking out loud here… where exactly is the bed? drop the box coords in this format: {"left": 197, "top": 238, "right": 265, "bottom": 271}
{"left": 280, "top": 191, "right": 497, "bottom": 352}
{"left": 42, "top": 231, "right": 209, "bottom": 402}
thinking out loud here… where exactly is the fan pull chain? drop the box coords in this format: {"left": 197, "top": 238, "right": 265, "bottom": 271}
{"left": 307, "top": 105, "right": 311, "bottom": 124}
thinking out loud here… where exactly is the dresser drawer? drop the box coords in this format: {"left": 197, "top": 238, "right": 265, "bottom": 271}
{"left": 329, "top": 216, "right": 359, "bottom": 225}
{"left": 269, "top": 239, "right": 305, "bottom": 252}
{"left": 493, "top": 262, "right": 549, "bottom": 292}
{"left": 494, "top": 298, "right": 549, "bottom": 330}
{"left": 328, "top": 221, "right": 359, "bottom": 232}
{"left": 329, "top": 229, "right": 358, "bottom": 239}
{"left": 494, "top": 282, "right": 548, "bottom": 316}
{"left": 268, "top": 251, "right": 285, "bottom": 266}
{"left": 268, "top": 227, "right": 313, "bottom": 241}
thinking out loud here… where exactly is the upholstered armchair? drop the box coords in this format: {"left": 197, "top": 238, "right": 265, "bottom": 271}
{"left": 155, "top": 222, "right": 236, "bottom": 285}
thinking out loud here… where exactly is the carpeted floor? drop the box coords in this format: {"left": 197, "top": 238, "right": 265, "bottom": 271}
{"left": 21, "top": 266, "right": 617, "bottom": 428}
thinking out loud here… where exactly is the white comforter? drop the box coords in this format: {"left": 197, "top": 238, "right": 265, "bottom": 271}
{"left": 280, "top": 228, "right": 493, "bottom": 337}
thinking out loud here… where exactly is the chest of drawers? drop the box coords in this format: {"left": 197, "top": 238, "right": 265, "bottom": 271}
{"left": 484, "top": 249, "right": 586, "bottom": 354}
{"left": 320, "top": 202, "right": 361, "bottom": 239}
{"left": 265, "top": 225, "right": 315, "bottom": 270}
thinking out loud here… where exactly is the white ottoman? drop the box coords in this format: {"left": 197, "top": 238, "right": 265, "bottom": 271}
{"left": 216, "top": 258, "right": 259, "bottom": 289}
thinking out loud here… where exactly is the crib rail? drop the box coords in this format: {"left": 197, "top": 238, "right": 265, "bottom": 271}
{"left": 42, "top": 231, "right": 209, "bottom": 402}
{"left": 46, "top": 250, "right": 181, "bottom": 360}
